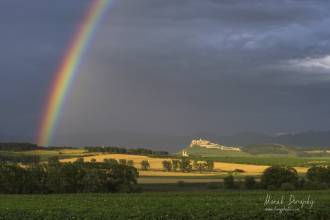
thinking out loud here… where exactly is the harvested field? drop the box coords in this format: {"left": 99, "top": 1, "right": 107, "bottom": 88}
{"left": 60, "top": 154, "right": 309, "bottom": 177}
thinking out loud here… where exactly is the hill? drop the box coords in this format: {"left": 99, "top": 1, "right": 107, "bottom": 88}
{"left": 177, "top": 140, "right": 330, "bottom": 158}
{"left": 177, "top": 145, "right": 252, "bottom": 157}
{"left": 67, "top": 130, "right": 330, "bottom": 153}
{"left": 3, "top": 130, "right": 330, "bottom": 153}
{"left": 240, "top": 143, "right": 296, "bottom": 157}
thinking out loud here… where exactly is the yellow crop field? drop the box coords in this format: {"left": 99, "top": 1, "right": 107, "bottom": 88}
{"left": 305, "top": 150, "right": 330, "bottom": 153}
{"left": 60, "top": 154, "right": 309, "bottom": 177}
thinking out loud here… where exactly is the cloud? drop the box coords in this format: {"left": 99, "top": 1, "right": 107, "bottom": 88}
{"left": 1, "top": 0, "right": 330, "bottom": 138}
{"left": 289, "top": 55, "right": 330, "bottom": 69}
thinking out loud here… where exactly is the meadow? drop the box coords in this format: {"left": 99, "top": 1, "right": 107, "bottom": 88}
{"left": 0, "top": 149, "right": 97, "bottom": 161}
{"left": 195, "top": 156, "right": 330, "bottom": 167}
{"left": 0, "top": 191, "right": 328, "bottom": 219}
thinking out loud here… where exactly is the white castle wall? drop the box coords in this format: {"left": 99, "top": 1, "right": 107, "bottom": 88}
{"left": 189, "top": 139, "right": 241, "bottom": 151}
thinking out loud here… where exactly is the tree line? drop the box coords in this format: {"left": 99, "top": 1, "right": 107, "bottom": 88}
{"left": 241, "top": 143, "right": 289, "bottom": 155}
{"left": 0, "top": 142, "right": 79, "bottom": 152}
{"left": 0, "top": 154, "right": 40, "bottom": 164}
{"left": 160, "top": 159, "right": 214, "bottom": 173}
{"left": 0, "top": 162, "right": 139, "bottom": 194}
{"left": 84, "top": 146, "right": 169, "bottom": 156}
{"left": 0, "top": 142, "right": 39, "bottom": 151}
{"left": 296, "top": 151, "right": 330, "bottom": 157}
{"left": 222, "top": 165, "right": 330, "bottom": 191}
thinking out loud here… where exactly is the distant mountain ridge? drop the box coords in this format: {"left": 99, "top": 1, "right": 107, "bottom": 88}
{"left": 52, "top": 130, "right": 330, "bottom": 153}
{"left": 0, "top": 133, "right": 31, "bottom": 143}
{"left": 1, "top": 130, "right": 330, "bottom": 153}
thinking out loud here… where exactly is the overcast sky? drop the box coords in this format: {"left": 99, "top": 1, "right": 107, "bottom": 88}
{"left": 1, "top": 0, "right": 330, "bottom": 141}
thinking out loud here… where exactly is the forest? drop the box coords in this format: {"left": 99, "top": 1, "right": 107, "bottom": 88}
{"left": 0, "top": 162, "right": 139, "bottom": 194}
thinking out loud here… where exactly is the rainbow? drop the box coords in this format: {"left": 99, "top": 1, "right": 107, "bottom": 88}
{"left": 37, "top": 0, "right": 115, "bottom": 147}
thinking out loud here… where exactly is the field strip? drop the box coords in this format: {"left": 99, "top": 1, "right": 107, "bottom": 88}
{"left": 137, "top": 178, "right": 225, "bottom": 184}
{"left": 60, "top": 154, "right": 309, "bottom": 176}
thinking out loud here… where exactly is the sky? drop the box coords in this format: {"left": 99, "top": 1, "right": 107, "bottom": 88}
{"left": 1, "top": 0, "right": 330, "bottom": 141}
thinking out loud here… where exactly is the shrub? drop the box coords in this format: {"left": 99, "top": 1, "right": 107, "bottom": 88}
{"left": 303, "top": 181, "right": 329, "bottom": 190}
{"left": 235, "top": 180, "right": 244, "bottom": 190}
{"left": 299, "top": 177, "right": 306, "bottom": 189}
{"left": 207, "top": 182, "right": 220, "bottom": 189}
{"left": 117, "top": 184, "right": 133, "bottom": 193}
{"left": 267, "top": 185, "right": 277, "bottom": 190}
{"left": 177, "top": 180, "right": 185, "bottom": 187}
{"left": 48, "top": 156, "right": 59, "bottom": 164}
{"left": 224, "top": 175, "right": 235, "bottom": 189}
{"left": 281, "top": 182, "right": 295, "bottom": 191}
{"left": 234, "top": 169, "right": 244, "bottom": 173}
{"left": 244, "top": 176, "right": 256, "bottom": 190}
{"left": 317, "top": 182, "right": 329, "bottom": 190}
{"left": 75, "top": 157, "right": 84, "bottom": 163}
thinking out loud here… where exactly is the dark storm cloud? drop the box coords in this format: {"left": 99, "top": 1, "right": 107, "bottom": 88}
{"left": 1, "top": 0, "right": 330, "bottom": 139}
{"left": 98, "top": 0, "right": 330, "bottom": 80}
{"left": 0, "top": 0, "right": 91, "bottom": 136}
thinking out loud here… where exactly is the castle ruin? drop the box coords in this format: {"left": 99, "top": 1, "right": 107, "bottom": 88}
{"left": 189, "top": 139, "right": 241, "bottom": 151}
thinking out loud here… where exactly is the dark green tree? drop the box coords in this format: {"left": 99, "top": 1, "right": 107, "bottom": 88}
{"left": 261, "top": 165, "right": 299, "bottom": 189}
{"left": 197, "top": 163, "right": 204, "bottom": 173}
{"left": 224, "top": 175, "right": 235, "bottom": 189}
{"left": 204, "top": 160, "right": 214, "bottom": 172}
{"left": 75, "top": 157, "right": 84, "bottom": 163}
{"left": 162, "top": 160, "right": 172, "bottom": 172}
{"left": 47, "top": 162, "right": 86, "bottom": 193}
{"left": 244, "top": 176, "right": 256, "bottom": 190}
{"left": 126, "top": 160, "right": 134, "bottom": 166}
{"left": 119, "top": 159, "right": 127, "bottom": 165}
{"left": 179, "top": 158, "right": 192, "bottom": 172}
{"left": 171, "top": 159, "right": 179, "bottom": 172}
{"left": 193, "top": 160, "right": 199, "bottom": 170}
{"left": 0, "top": 163, "right": 27, "bottom": 194}
{"left": 24, "top": 163, "right": 48, "bottom": 194}
{"left": 306, "top": 165, "right": 330, "bottom": 184}
{"left": 48, "top": 156, "right": 59, "bottom": 164}
{"left": 104, "top": 158, "right": 118, "bottom": 164}
{"left": 140, "top": 159, "right": 150, "bottom": 171}
{"left": 81, "top": 168, "right": 108, "bottom": 193}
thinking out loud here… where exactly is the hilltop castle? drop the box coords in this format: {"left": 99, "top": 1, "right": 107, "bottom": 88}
{"left": 182, "top": 139, "right": 241, "bottom": 156}
{"left": 189, "top": 139, "right": 241, "bottom": 151}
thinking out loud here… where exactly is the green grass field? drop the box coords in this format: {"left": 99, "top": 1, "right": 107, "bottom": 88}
{"left": 178, "top": 143, "right": 330, "bottom": 158}
{"left": 0, "top": 191, "right": 328, "bottom": 219}
{"left": 0, "top": 149, "right": 100, "bottom": 161}
{"left": 178, "top": 145, "right": 252, "bottom": 157}
{"left": 193, "top": 157, "right": 330, "bottom": 167}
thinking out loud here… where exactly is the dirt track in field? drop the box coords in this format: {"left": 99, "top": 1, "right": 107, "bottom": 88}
{"left": 137, "top": 178, "right": 225, "bottom": 184}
